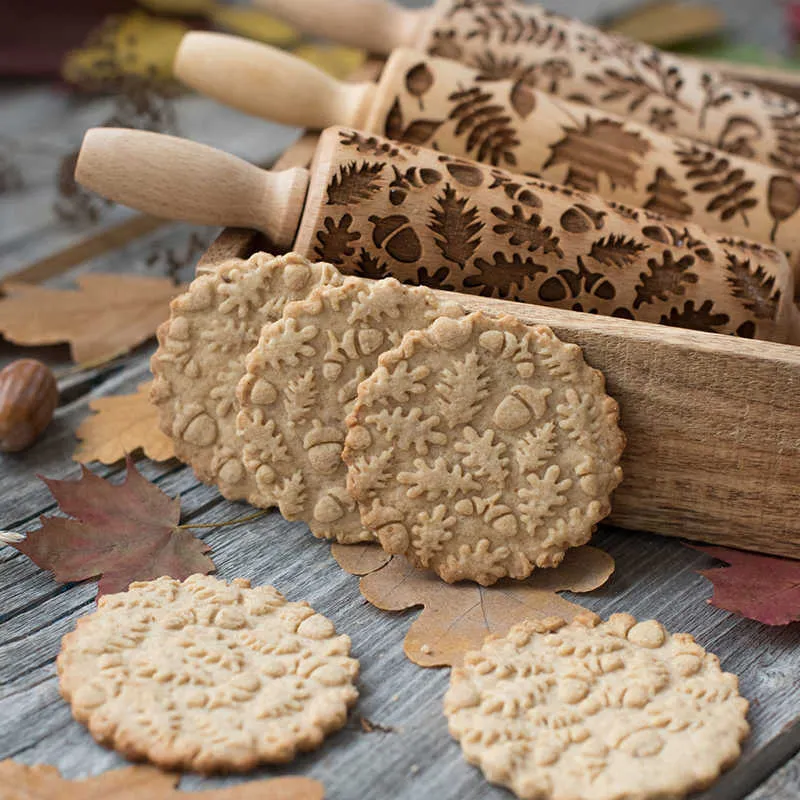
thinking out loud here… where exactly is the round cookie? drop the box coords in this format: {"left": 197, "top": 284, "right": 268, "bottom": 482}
{"left": 343, "top": 311, "right": 624, "bottom": 584}
{"left": 150, "top": 252, "right": 342, "bottom": 503}
{"left": 444, "top": 614, "right": 749, "bottom": 800}
{"left": 236, "top": 276, "right": 463, "bottom": 543}
{"left": 57, "top": 574, "right": 359, "bottom": 773}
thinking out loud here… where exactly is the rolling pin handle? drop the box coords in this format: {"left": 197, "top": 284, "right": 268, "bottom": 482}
{"left": 75, "top": 128, "right": 308, "bottom": 249}
{"left": 175, "top": 32, "right": 376, "bottom": 130}
{"left": 251, "top": 0, "right": 429, "bottom": 54}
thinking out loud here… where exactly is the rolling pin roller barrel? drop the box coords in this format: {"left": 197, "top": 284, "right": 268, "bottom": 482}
{"left": 251, "top": 0, "right": 800, "bottom": 173}
{"left": 175, "top": 33, "right": 800, "bottom": 293}
{"left": 75, "top": 126, "right": 800, "bottom": 344}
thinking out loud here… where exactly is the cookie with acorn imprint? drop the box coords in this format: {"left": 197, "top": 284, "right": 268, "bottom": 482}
{"left": 150, "top": 252, "right": 342, "bottom": 502}
{"left": 444, "top": 613, "right": 749, "bottom": 800}
{"left": 236, "top": 276, "right": 463, "bottom": 543}
{"left": 343, "top": 311, "right": 624, "bottom": 584}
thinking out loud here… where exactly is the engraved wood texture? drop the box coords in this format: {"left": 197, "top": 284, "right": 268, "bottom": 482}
{"left": 365, "top": 49, "right": 800, "bottom": 283}
{"left": 294, "top": 127, "right": 800, "bottom": 345}
{"left": 203, "top": 227, "right": 800, "bottom": 559}
{"left": 419, "top": 0, "right": 800, "bottom": 174}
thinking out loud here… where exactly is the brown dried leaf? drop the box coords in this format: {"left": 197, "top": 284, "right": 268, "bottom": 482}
{"left": 8, "top": 457, "right": 213, "bottom": 596}
{"left": 0, "top": 274, "right": 183, "bottom": 365}
{"left": 74, "top": 381, "right": 174, "bottom": 465}
{"left": 0, "top": 760, "right": 324, "bottom": 800}
{"left": 332, "top": 544, "right": 614, "bottom": 667}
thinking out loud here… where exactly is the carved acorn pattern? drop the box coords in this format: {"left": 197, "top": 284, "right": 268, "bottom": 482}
{"left": 300, "top": 128, "right": 797, "bottom": 344}
{"left": 358, "top": 47, "right": 800, "bottom": 286}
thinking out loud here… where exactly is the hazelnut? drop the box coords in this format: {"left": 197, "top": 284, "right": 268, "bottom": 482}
{"left": 0, "top": 359, "right": 58, "bottom": 452}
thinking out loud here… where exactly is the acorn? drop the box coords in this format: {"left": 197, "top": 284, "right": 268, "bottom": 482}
{"left": 0, "top": 359, "right": 58, "bottom": 452}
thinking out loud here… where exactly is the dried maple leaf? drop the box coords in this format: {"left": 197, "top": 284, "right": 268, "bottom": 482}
{"left": 0, "top": 760, "right": 324, "bottom": 799}
{"left": 0, "top": 274, "right": 183, "bottom": 365}
{"left": 8, "top": 456, "right": 213, "bottom": 596}
{"left": 332, "top": 543, "right": 614, "bottom": 667}
{"left": 689, "top": 544, "right": 800, "bottom": 625}
{"left": 74, "top": 381, "right": 174, "bottom": 465}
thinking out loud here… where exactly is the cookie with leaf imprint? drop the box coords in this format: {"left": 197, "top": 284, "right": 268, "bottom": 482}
{"left": 150, "top": 252, "right": 342, "bottom": 503}
{"left": 58, "top": 574, "right": 359, "bottom": 773}
{"left": 444, "top": 612, "right": 749, "bottom": 800}
{"left": 343, "top": 311, "right": 624, "bottom": 585}
{"left": 236, "top": 276, "right": 463, "bottom": 543}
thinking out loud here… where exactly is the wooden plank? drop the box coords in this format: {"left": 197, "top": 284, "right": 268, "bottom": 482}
{"left": 747, "top": 747, "right": 800, "bottom": 799}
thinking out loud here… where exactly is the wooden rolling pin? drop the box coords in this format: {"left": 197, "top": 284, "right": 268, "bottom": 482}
{"left": 251, "top": 0, "right": 800, "bottom": 172}
{"left": 75, "top": 126, "right": 800, "bottom": 344}
{"left": 175, "top": 34, "right": 800, "bottom": 282}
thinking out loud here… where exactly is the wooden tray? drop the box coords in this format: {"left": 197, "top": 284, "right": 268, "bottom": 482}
{"left": 198, "top": 130, "right": 800, "bottom": 561}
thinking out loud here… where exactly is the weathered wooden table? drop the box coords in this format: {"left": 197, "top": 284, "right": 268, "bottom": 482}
{"left": 1, "top": 1, "right": 799, "bottom": 798}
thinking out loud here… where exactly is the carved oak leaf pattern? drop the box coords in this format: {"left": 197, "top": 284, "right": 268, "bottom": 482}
{"left": 633, "top": 252, "right": 698, "bottom": 309}
{"left": 415, "top": 266, "right": 456, "bottom": 291}
{"left": 540, "top": 257, "right": 616, "bottom": 305}
{"left": 326, "top": 161, "right": 384, "bottom": 205}
{"left": 769, "top": 111, "right": 800, "bottom": 172}
{"left": 660, "top": 300, "right": 731, "bottom": 333}
{"left": 384, "top": 98, "right": 443, "bottom": 146}
{"left": 314, "top": 214, "right": 360, "bottom": 263}
{"left": 447, "top": 86, "right": 520, "bottom": 167}
{"left": 492, "top": 204, "right": 564, "bottom": 257}
{"left": 641, "top": 224, "right": 714, "bottom": 262}
{"left": 430, "top": 184, "right": 484, "bottom": 265}
{"left": 644, "top": 167, "right": 693, "bottom": 219}
{"left": 676, "top": 145, "right": 758, "bottom": 223}
{"left": 725, "top": 255, "right": 781, "bottom": 320}
{"left": 455, "top": 427, "right": 509, "bottom": 486}
{"left": 543, "top": 118, "right": 650, "bottom": 194}
{"left": 588, "top": 235, "right": 648, "bottom": 268}
{"left": 463, "top": 252, "right": 547, "bottom": 298}
{"left": 398, "top": 457, "right": 481, "bottom": 500}
{"left": 354, "top": 249, "right": 390, "bottom": 280}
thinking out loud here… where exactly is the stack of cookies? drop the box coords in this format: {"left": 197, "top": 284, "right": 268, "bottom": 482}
{"left": 151, "top": 251, "right": 625, "bottom": 585}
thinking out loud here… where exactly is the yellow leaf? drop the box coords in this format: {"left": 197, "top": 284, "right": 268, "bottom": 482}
{"left": 74, "top": 381, "right": 175, "bottom": 465}
{"left": 0, "top": 273, "right": 183, "bottom": 365}
{"left": 209, "top": 7, "right": 299, "bottom": 46}
{"left": 63, "top": 12, "right": 188, "bottom": 87}
{"left": 292, "top": 44, "right": 366, "bottom": 79}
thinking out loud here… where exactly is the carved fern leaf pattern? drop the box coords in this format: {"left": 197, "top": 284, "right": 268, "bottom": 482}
{"left": 515, "top": 421, "right": 558, "bottom": 474}
{"left": 769, "top": 111, "right": 800, "bottom": 172}
{"left": 725, "top": 255, "right": 781, "bottom": 320}
{"left": 365, "top": 407, "right": 447, "bottom": 454}
{"left": 284, "top": 367, "right": 317, "bottom": 425}
{"left": 435, "top": 350, "right": 491, "bottom": 427}
{"left": 397, "top": 457, "right": 481, "bottom": 500}
{"left": 633, "top": 252, "right": 698, "bottom": 309}
{"left": 430, "top": 184, "right": 484, "bottom": 265}
{"left": 454, "top": 426, "right": 509, "bottom": 486}
{"left": 588, "top": 234, "right": 648, "bottom": 268}
{"left": 326, "top": 161, "right": 384, "bottom": 205}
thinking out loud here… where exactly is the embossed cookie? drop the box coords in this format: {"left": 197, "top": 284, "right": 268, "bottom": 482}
{"left": 444, "top": 614, "right": 749, "bottom": 800}
{"left": 343, "top": 312, "right": 624, "bottom": 584}
{"left": 57, "top": 574, "right": 359, "bottom": 772}
{"left": 236, "top": 276, "right": 463, "bottom": 543}
{"left": 150, "top": 252, "right": 342, "bottom": 503}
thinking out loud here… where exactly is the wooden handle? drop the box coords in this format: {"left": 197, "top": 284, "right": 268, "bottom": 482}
{"left": 251, "top": 0, "right": 429, "bottom": 53}
{"left": 75, "top": 128, "right": 308, "bottom": 248}
{"left": 175, "top": 32, "right": 377, "bottom": 130}
{"left": 296, "top": 127, "right": 799, "bottom": 346}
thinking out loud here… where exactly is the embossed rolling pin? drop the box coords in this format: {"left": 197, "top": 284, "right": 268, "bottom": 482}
{"left": 175, "top": 35, "right": 800, "bottom": 280}
{"left": 75, "top": 126, "right": 800, "bottom": 344}
{"left": 251, "top": 0, "right": 800, "bottom": 172}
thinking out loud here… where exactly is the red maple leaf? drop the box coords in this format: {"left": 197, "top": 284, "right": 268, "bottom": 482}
{"left": 9, "top": 457, "right": 214, "bottom": 596}
{"left": 689, "top": 544, "right": 800, "bottom": 625}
